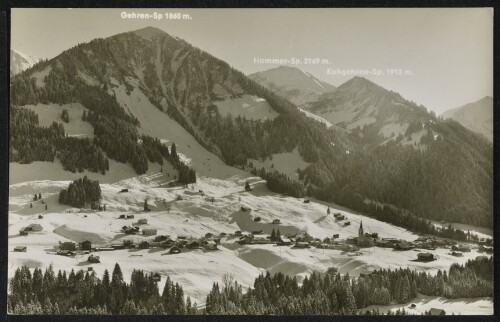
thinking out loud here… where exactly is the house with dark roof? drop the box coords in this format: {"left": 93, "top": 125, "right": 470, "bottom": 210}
{"left": 429, "top": 308, "right": 445, "bottom": 316}
{"left": 14, "top": 246, "right": 27, "bottom": 252}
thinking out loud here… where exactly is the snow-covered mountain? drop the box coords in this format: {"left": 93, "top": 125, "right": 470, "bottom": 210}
{"left": 10, "top": 49, "right": 40, "bottom": 77}
{"left": 249, "top": 66, "right": 336, "bottom": 106}
{"left": 303, "top": 76, "right": 435, "bottom": 146}
{"left": 441, "top": 96, "right": 493, "bottom": 142}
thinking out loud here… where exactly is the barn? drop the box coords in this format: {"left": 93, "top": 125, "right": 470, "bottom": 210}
{"left": 60, "top": 241, "right": 76, "bottom": 251}
{"left": 142, "top": 228, "right": 157, "bottom": 236}
{"left": 80, "top": 240, "right": 92, "bottom": 251}
{"left": 429, "top": 308, "right": 446, "bottom": 316}
{"left": 14, "top": 246, "right": 27, "bottom": 252}
{"left": 417, "top": 252, "right": 435, "bottom": 262}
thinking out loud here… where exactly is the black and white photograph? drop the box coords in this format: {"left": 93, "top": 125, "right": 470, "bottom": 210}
{"left": 7, "top": 7, "right": 494, "bottom": 316}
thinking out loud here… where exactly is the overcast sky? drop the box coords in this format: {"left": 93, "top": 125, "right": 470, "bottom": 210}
{"left": 12, "top": 8, "right": 493, "bottom": 114}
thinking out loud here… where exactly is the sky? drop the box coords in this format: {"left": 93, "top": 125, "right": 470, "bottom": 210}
{"left": 11, "top": 8, "right": 493, "bottom": 114}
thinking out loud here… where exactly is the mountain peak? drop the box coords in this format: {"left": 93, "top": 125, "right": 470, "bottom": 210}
{"left": 339, "top": 76, "right": 380, "bottom": 89}
{"left": 132, "top": 26, "right": 167, "bottom": 40}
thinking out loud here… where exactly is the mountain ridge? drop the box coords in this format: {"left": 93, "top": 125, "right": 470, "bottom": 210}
{"left": 441, "top": 96, "right": 493, "bottom": 142}
{"left": 10, "top": 26, "right": 492, "bottom": 228}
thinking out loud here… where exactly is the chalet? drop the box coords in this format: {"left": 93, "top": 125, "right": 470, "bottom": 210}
{"left": 293, "top": 242, "right": 310, "bottom": 249}
{"left": 344, "top": 221, "right": 351, "bottom": 226}
{"left": 303, "top": 199, "right": 310, "bottom": 204}
{"left": 205, "top": 241, "right": 219, "bottom": 250}
{"left": 219, "top": 232, "right": 227, "bottom": 237}
{"left": 176, "top": 195, "right": 183, "bottom": 201}
{"left": 251, "top": 236, "right": 273, "bottom": 245}
{"left": 80, "top": 240, "right": 92, "bottom": 251}
{"left": 205, "top": 232, "right": 213, "bottom": 238}
{"left": 138, "top": 219, "right": 148, "bottom": 224}
{"left": 120, "top": 189, "right": 129, "bottom": 193}
{"left": 272, "top": 219, "right": 281, "bottom": 224}
{"left": 161, "top": 240, "right": 176, "bottom": 248}
{"left": 88, "top": 254, "right": 100, "bottom": 263}
{"left": 38, "top": 215, "right": 43, "bottom": 219}
{"left": 150, "top": 241, "right": 162, "bottom": 248}
{"left": 25, "top": 224, "right": 43, "bottom": 232}
{"left": 277, "top": 237, "right": 292, "bottom": 246}
{"left": 14, "top": 246, "right": 27, "bottom": 252}
{"left": 332, "top": 234, "right": 340, "bottom": 239}
{"left": 479, "top": 245, "right": 493, "bottom": 254}
{"left": 187, "top": 240, "right": 201, "bottom": 249}
{"left": 241, "top": 206, "right": 251, "bottom": 212}
{"left": 177, "top": 239, "right": 188, "bottom": 247}
{"left": 239, "top": 235, "right": 253, "bottom": 244}
{"left": 451, "top": 251, "right": 463, "bottom": 257}
{"left": 177, "top": 235, "right": 187, "bottom": 240}
{"left": 142, "top": 228, "right": 157, "bottom": 236}
{"left": 375, "top": 239, "right": 397, "bottom": 248}
{"left": 59, "top": 241, "right": 76, "bottom": 251}
{"left": 235, "top": 231, "right": 242, "bottom": 236}
{"left": 333, "top": 212, "right": 342, "bottom": 218}
{"left": 153, "top": 273, "right": 161, "bottom": 282}
{"left": 123, "top": 226, "right": 137, "bottom": 234}
{"left": 119, "top": 215, "right": 126, "bottom": 219}
{"left": 252, "top": 230, "right": 263, "bottom": 235}
{"left": 347, "top": 237, "right": 358, "bottom": 244}
{"left": 154, "top": 235, "right": 171, "bottom": 242}
{"left": 169, "top": 246, "right": 181, "bottom": 254}
{"left": 19, "top": 229, "right": 29, "bottom": 236}
{"left": 417, "top": 252, "right": 435, "bottom": 262}
{"left": 57, "top": 250, "right": 75, "bottom": 257}
{"left": 429, "top": 308, "right": 446, "bottom": 316}
{"left": 253, "top": 217, "right": 261, "bottom": 222}
{"left": 88, "top": 267, "right": 93, "bottom": 271}
{"left": 126, "top": 214, "right": 135, "bottom": 219}
{"left": 394, "top": 242, "right": 412, "bottom": 251}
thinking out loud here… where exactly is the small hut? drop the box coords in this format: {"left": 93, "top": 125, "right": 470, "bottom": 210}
{"left": 14, "top": 246, "right": 27, "bottom": 252}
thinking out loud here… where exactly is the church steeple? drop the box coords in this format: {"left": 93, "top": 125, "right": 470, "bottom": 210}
{"left": 359, "top": 221, "right": 364, "bottom": 237}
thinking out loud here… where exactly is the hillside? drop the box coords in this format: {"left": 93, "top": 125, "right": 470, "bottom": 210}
{"left": 441, "top": 96, "right": 493, "bottom": 142}
{"left": 249, "top": 66, "right": 336, "bottom": 106}
{"left": 10, "top": 26, "right": 492, "bottom": 228}
{"left": 10, "top": 49, "right": 41, "bottom": 77}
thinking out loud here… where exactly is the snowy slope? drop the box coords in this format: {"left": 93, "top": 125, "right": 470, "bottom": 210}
{"left": 10, "top": 49, "right": 40, "bottom": 77}
{"left": 441, "top": 96, "right": 493, "bottom": 142}
{"left": 249, "top": 66, "right": 336, "bottom": 106}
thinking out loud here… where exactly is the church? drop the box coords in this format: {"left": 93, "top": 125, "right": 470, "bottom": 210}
{"left": 357, "top": 221, "right": 374, "bottom": 247}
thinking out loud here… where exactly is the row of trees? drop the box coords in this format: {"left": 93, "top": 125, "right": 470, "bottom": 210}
{"left": 205, "top": 256, "right": 492, "bottom": 315}
{"left": 10, "top": 106, "right": 65, "bottom": 163}
{"left": 141, "top": 137, "right": 196, "bottom": 184}
{"left": 58, "top": 176, "right": 101, "bottom": 208}
{"left": 8, "top": 263, "right": 196, "bottom": 315}
{"left": 8, "top": 257, "right": 492, "bottom": 315}
{"left": 57, "top": 137, "right": 109, "bottom": 174}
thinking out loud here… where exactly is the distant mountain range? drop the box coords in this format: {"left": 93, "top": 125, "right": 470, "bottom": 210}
{"left": 10, "top": 26, "right": 492, "bottom": 228}
{"left": 249, "top": 66, "right": 336, "bottom": 106}
{"left": 10, "top": 49, "right": 40, "bottom": 77}
{"left": 441, "top": 96, "right": 493, "bottom": 142}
